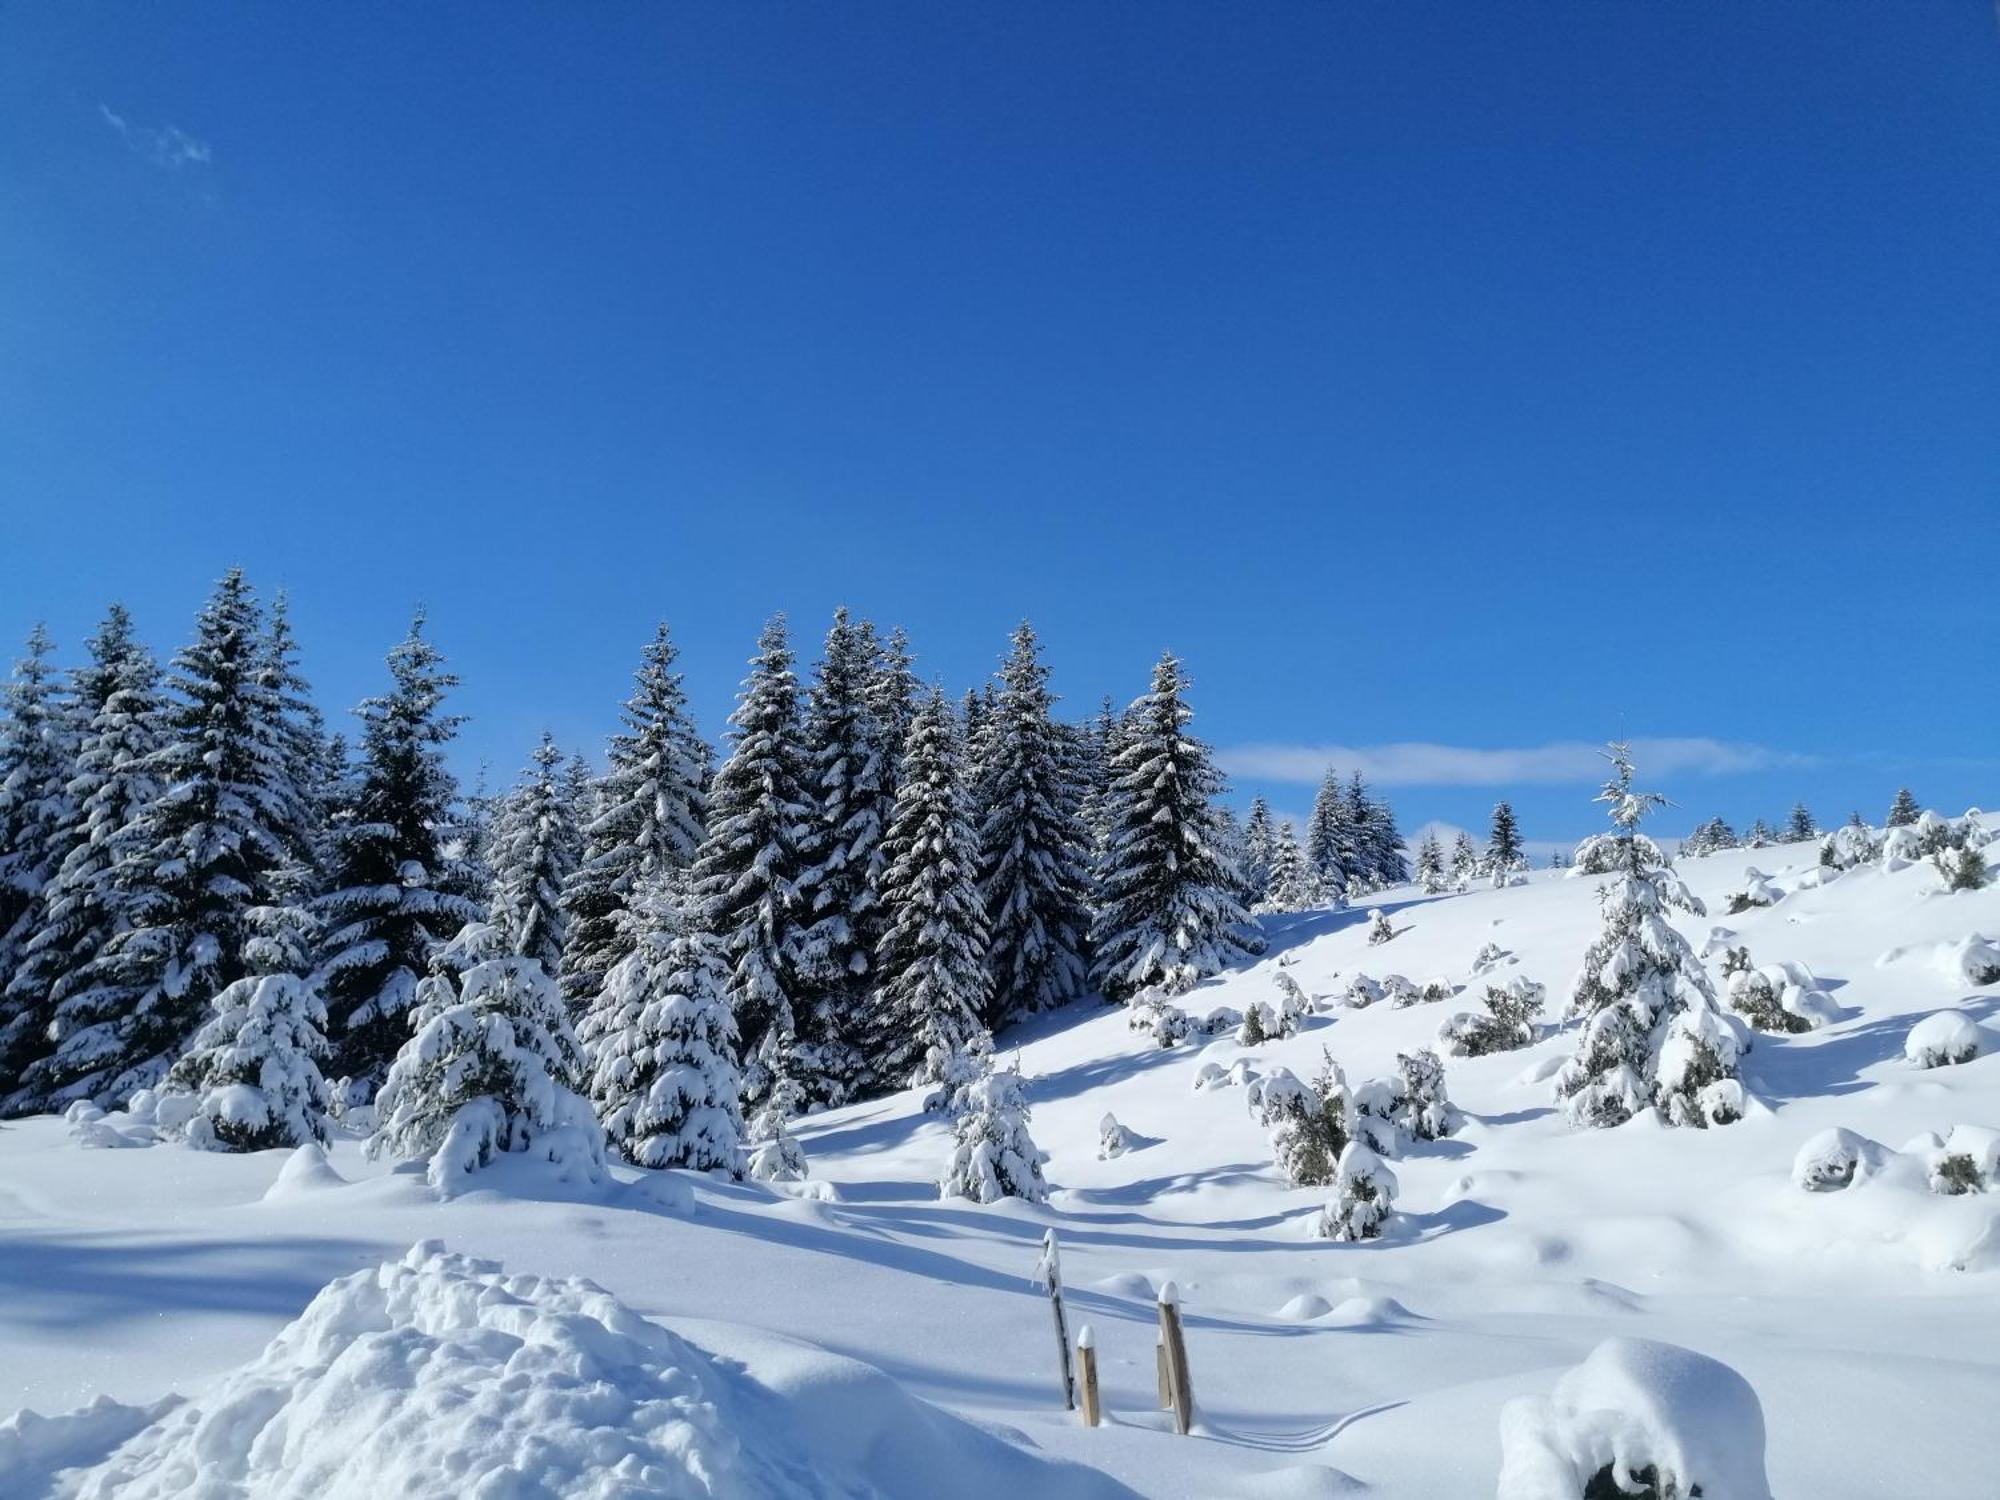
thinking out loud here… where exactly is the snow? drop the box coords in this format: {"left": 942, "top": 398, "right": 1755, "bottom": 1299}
{"left": 1905, "top": 1009, "right": 1983, "bottom": 1069}
{"left": 4, "top": 832, "right": 2000, "bottom": 1496}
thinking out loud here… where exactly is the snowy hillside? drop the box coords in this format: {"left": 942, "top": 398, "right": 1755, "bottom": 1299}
{"left": 4, "top": 827, "right": 1997, "bottom": 1497}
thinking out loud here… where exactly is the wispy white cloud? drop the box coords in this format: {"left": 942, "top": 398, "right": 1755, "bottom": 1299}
{"left": 1218, "top": 737, "right": 1813, "bottom": 788}
{"left": 99, "top": 104, "right": 212, "bottom": 169}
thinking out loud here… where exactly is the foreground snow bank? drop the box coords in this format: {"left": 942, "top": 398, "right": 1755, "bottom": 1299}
{"left": 14, "top": 1241, "right": 1128, "bottom": 1500}
{"left": 1496, "top": 1337, "right": 1771, "bottom": 1500}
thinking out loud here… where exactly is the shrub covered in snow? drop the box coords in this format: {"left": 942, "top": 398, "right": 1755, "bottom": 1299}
{"left": 1819, "top": 822, "right": 1878, "bottom": 871}
{"left": 1724, "top": 869, "right": 1780, "bottom": 915}
{"left": 160, "top": 972, "right": 333, "bottom": 1152}
{"left": 1557, "top": 745, "right": 1749, "bottom": 1131}
{"left": 1497, "top": 1336, "right": 1772, "bottom": 1500}
{"left": 1905, "top": 1011, "right": 1982, "bottom": 1069}
{"left": 1440, "top": 975, "right": 1546, "bottom": 1057}
{"left": 1936, "top": 844, "right": 1989, "bottom": 893}
{"left": 1367, "top": 909, "right": 1394, "bottom": 946}
{"left": 1268, "top": 1050, "right": 1354, "bottom": 1189}
{"left": 746, "top": 1070, "right": 809, "bottom": 1183}
{"left": 1383, "top": 973, "right": 1422, "bottom": 1008}
{"left": 1725, "top": 966, "right": 1818, "bottom": 1036}
{"left": 1124, "top": 986, "right": 1192, "bottom": 1047}
{"left": 1470, "top": 940, "right": 1510, "bottom": 975}
{"left": 367, "top": 949, "right": 603, "bottom": 1194}
{"left": 1946, "top": 934, "right": 2000, "bottom": 988}
{"left": 1791, "top": 1127, "right": 1890, "bottom": 1192}
{"left": 939, "top": 1063, "right": 1048, "bottom": 1204}
{"left": 1271, "top": 969, "right": 1312, "bottom": 1031}
{"left": 1098, "top": 1112, "right": 1139, "bottom": 1160}
{"left": 1315, "top": 1141, "right": 1396, "bottom": 1240}
{"left": 1342, "top": 973, "right": 1384, "bottom": 1009}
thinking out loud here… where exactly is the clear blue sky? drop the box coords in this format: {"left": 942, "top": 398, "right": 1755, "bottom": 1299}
{"left": 3, "top": 3, "right": 1995, "bottom": 845}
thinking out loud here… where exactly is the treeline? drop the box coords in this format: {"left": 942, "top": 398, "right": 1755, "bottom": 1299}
{"left": 0, "top": 573, "right": 1413, "bottom": 1141}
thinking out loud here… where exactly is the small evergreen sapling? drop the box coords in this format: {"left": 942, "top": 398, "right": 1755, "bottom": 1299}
{"left": 1367, "top": 909, "right": 1395, "bottom": 946}
{"left": 1317, "top": 1142, "right": 1396, "bottom": 1241}
{"left": 1936, "top": 844, "right": 1988, "bottom": 893}
{"left": 1269, "top": 1049, "right": 1353, "bottom": 1188}
{"left": 1439, "top": 975, "right": 1545, "bottom": 1057}
{"left": 1886, "top": 788, "right": 1921, "bottom": 828}
{"left": 938, "top": 1060, "right": 1049, "bottom": 1204}
{"left": 746, "top": 1072, "right": 810, "bottom": 1183}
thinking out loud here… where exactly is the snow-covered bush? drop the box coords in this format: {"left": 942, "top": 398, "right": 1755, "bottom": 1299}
{"left": 1125, "top": 986, "right": 1191, "bottom": 1047}
{"left": 1946, "top": 934, "right": 2000, "bottom": 988}
{"left": 585, "top": 924, "right": 744, "bottom": 1175}
{"left": 1724, "top": 869, "right": 1780, "bottom": 915}
{"left": 1315, "top": 1142, "right": 1396, "bottom": 1240}
{"left": 1791, "top": 1127, "right": 1889, "bottom": 1192}
{"left": 1725, "top": 966, "right": 1813, "bottom": 1036}
{"left": 1098, "top": 1112, "right": 1139, "bottom": 1159}
{"left": 1880, "top": 824, "right": 1924, "bottom": 869}
{"left": 1497, "top": 1337, "right": 1772, "bottom": 1500}
{"left": 1383, "top": 973, "right": 1422, "bottom": 1008}
{"left": 1366, "top": 909, "right": 1394, "bottom": 946}
{"left": 746, "top": 1073, "right": 809, "bottom": 1184}
{"left": 1272, "top": 969, "right": 1312, "bottom": 1031}
{"left": 1342, "top": 973, "right": 1384, "bottom": 1009}
{"left": 1718, "top": 943, "right": 1753, "bottom": 979}
{"left": 1905, "top": 1011, "right": 1982, "bottom": 1069}
{"left": 1819, "top": 822, "right": 1878, "bottom": 871}
{"left": 1439, "top": 975, "right": 1546, "bottom": 1057}
{"left": 1395, "top": 1048, "right": 1460, "bottom": 1142}
{"left": 1196, "top": 1005, "right": 1243, "bottom": 1035}
{"left": 368, "top": 951, "right": 603, "bottom": 1195}
{"left": 1238, "top": 1000, "right": 1273, "bottom": 1045}
{"left": 161, "top": 973, "right": 333, "bottom": 1152}
{"left": 1557, "top": 746, "right": 1749, "bottom": 1131}
{"left": 1268, "top": 1051, "right": 1353, "bottom": 1189}
{"left": 1470, "top": 940, "right": 1510, "bottom": 975}
{"left": 1419, "top": 977, "right": 1454, "bottom": 1004}
{"left": 1936, "top": 844, "right": 1989, "bottom": 893}
{"left": 939, "top": 1063, "right": 1048, "bottom": 1204}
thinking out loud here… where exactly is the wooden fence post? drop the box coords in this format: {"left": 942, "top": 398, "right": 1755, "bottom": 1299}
{"left": 1156, "top": 1280, "right": 1194, "bottom": 1435}
{"left": 1033, "top": 1229, "right": 1077, "bottom": 1410}
{"left": 1076, "top": 1325, "right": 1100, "bottom": 1428}
{"left": 1155, "top": 1336, "right": 1171, "bottom": 1409}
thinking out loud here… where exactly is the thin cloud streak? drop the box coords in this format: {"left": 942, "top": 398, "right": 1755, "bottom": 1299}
{"left": 1217, "top": 737, "right": 1814, "bottom": 788}
{"left": 99, "top": 104, "right": 212, "bottom": 169}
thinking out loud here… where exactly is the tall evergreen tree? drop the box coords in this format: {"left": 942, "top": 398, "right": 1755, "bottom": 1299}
{"left": 1450, "top": 830, "right": 1478, "bottom": 885}
{"left": 489, "top": 733, "right": 581, "bottom": 976}
{"left": 1414, "top": 831, "right": 1447, "bottom": 893}
{"left": 687, "top": 615, "right": 813, "bottom": 1103}
{"left": 793, "top": 608, "right": 889, "bottom": 1104}
{"left": 1261, "top": 820, "right": 1319, "bottom": 911}
{"left": 875, "top": 688, "right": 991, "bottom": 1087}
{"left": 1361, "top": 782, "right": 1410, "bottom": 886}
{"left": 1240, "top": 797, "right": 1277, "bottom": 904}
{"left": 0, "top": 625, "right": 76, "bottom": 1005}
{"left": 41, "top": 573, "right": 302, "bottom": 1104}
{"left": 1785, "top": 802, "right": 1817, "bottom": 842}
{"left": 259, "top": 593, "right": 327, "bottom": 874}
{"left": 556, "top": 624, "right": 709, "bottom": 1010}
{"left": 1079, "top": 695, "right": 1125, "bottom": 876}
{"left": 314, "top": 612, "right": 480, "bottom": 1088}
{"left": 865, "top": 624, "right": 920, "bottom": 782}
{"left": 2, "top": 610, "right": 163, "bottom": 1106}
{"left": 1886, "top": 788, "right": 1921, "bottom": 828}
{"left": 977, "top": 622, "right": 1089, "bottom": 1027}
{"left": 1304, "top": 768, "right": 1352, "bottom": 903}
{"left": 1088, "top": 654, "right": 1262, "bottom": 1000}
{"left": 1488, "top": 801, "right": 1525, "bottom": 874}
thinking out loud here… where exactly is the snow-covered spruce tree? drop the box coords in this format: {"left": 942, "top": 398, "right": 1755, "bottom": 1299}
{"left": 1488, "top": 801, "right": 1524, "bottom": 878}
{"left": 977, "top": 622, "right": 1090, "bottom": 1029}
{"left": 1439, "top": 975, "right": 1545, "bottom": 1057}
{"left": 1078, "top": 695, "right": 1125, "bottom": 878}
{"left": 556, "top": 624, "right": 709, "bottom": 1011}
{"left": 1271, "top": 1049, "right": 1353, "bottom": 1188}
{"left": 1937, "top": 843, "right": 1989, "bottom": 893}
{"left": 1241, "top": 798, "right": 1277, "bottom": 905}
{"left": 44, "top": 574, "right": 309, "bottom": 1105}
{"left": 258, "top": 594, "right": 328, "bottom": 872}
{"left": 1556, "top": 744, "right": 1747, "bottom": 1130}
{"left": 1414, "top": 832, "right": 1446, "bottom": 894}
{"left": 1304, "top": 768, "right": 1352, "bottom": 904}
{"left": 1450, "top": 831, "right": 1478, "bottom": 888}
{"left": 1351, "top": 774, "right": 1409, "bottom": 888}
{"left": 791, "top": 608, "right": 890, "bottom": 1104}
{"left": 315, "top": 613, "right": 481, "bottom": 1089}
{"left": 3, "top": 609, "right": 163, "bottom": 1107}
{"left": 488, "top": 733, "right": 581, "bottom": 976}
{"left": 368, "top": 950, "right": 601, "bottom": 1193}
{"left": 1785, "top": 802, "right": 1816, "bottom": 842}
{"left": 938, "top": 1058, "right": 1048, "bottom": 1204}
{"left": 586, "top": 911, "right": 743, "bottom": 1174}
{"left": 0, "top": 625, "right": 77, "bottom": 1007}
{"left": 863, "top": 623, "right": 921, "bottom": 782}
{"left": 1089, "top": 654, "right": 1262, "bottom": 1001}
{"left": 874, "top": 687, "right": 993, "bottom": 1088}
{"left": 1260, "top": 821, "right": 1320, "bottom": 912}
{"left": 1317, "top": 1142, "right": 1396, "bottom": 1241}
{"left": 687, "top": 615, "right": 814, "bottom": 1103}
{"left": 1887, "top": 788, "right": 1921, "bottom": 828}
{"left": 161, "top": 893, "right": 331, "bottom": 1152}
{"left": 745, "top": 1067, "right": 809, "bottom": 1183}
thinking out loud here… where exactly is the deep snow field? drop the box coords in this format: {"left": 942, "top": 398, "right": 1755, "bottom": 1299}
{"left": 4, "top": 832, "right": 1998, "bottom": 1498}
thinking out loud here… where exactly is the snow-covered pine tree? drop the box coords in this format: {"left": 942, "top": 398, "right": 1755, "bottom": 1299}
{"left": 1316, "top": 1142, "right": 1396, "bottom": 1240}
{"left": 162, "top": 890, "right": 331, "bottom": 1152}
{"left": 42, "top": 575, "right": 311, "bottom": 1105}
{"left": 977, "top": 622, "right": 1089, "bottom": 1029}
{"left": 864, "top": 623, "right": 921, "bottom": 782}
{"left": 314, "top": 612, "right": 481, "bottom": 1089}
{"left": 1449, "top": 830, "right": 1477, "bottom": 887}
{"left": 488, "top": 733, "right": 581, "bottom": 976}
{"left": 1488, "top": 801, "right": 1524, "bottom": 876}
{"left": 687, "top": 615, "right": 813, "bottom": 1103}
{"left": 0, "top": 625, "right": 77, "bottom": 1007}
{"left": 1785, "top": 802, "right": 1816, "bottom": 842}
{"left": 3, "top": 609, "right": 164, "bottom": 1108}
{"left": 586, "top": 910, "right": 744, "bottom": 1174}
{"left": 1414, "top": 832, "right": 1446, "bottom": 894}
{"left": 1304, "top": 768, "right": 1352, "bottom": 904}
{"left": 368, "top": 948, "right": 602, "bottom": 1194}
{"left": 1089, "top": 655, "right": 1262, "bottom": 1000}
{"left": 1887, "top": 788, "right": 1921, "bottom": 828}
{"left": 791, "top": 608, "right": 890, "bottom": 1104}
{"left": 1241, "top": 797, "right": 1277, "bottom": 904}
{"left": 1079, "top": 695, "right": 1125, "bottom": 879}
{"left": 1556, "top": 744, "right": 1747, "bottom": 1130}
{"left": 874, "top": 687, "right": 992, "bottom": 1088}
{"left": 1745, "top": 817, "right": 1773, "bottom": 848}
{"left": 938, "top": 1058, "right": 1048, "bottom": 1204}
{"left": 1260, "top": 820, "right": 1319, "bottom": 912}
{"left": 556, "top": 624, "right": 709, "bottom": 1011}
{"left": 1358, "top": 779, "right": 1410, "bottom": 887}
{"left": 258, "top": 593, "right": 328, "bottom": 873}
{"left": 745, "top": 1068, "right": 809, "bottom": 1183}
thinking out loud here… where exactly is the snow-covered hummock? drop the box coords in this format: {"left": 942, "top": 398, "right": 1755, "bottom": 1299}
{"left": 26, "top": 1242, "right": 1121, "bottom": 1500}
{"left": 368, "top": 950, "right": 603, "bottom": 1195}
{"left": 1905, "top": 1010, "right": 1983, "bottom": 1069}
{"left": 1496, "top": 1337, "right": 1771, "bottom": 1500}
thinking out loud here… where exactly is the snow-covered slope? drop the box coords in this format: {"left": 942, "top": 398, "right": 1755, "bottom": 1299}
{"left": 3, "top": 833, "right": 1997, "bottom": 1497}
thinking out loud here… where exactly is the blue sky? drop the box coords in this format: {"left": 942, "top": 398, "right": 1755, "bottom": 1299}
{"left": 2, "top": 3, "right": 1995, "bottom": 845}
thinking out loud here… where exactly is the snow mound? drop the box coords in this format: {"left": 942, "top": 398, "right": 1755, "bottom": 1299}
{"left": 39, "top": 1241, "right": 1126, "bottom": 1500}
{"left": 0, "top": 1394, "right": 182, "bottom": 1500}
{"left": 1496, "top": 1337, "right": 1771, "bottom": 1500}
{"left": 259, "top": 1144, "right": 346, "bottom": 1201}
{"left": 1275, "top": 1292, "right": 1333, "bottom": 1320}
{"left": 1906, "top": 1011, "right": 1983, "bottom": 1069}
